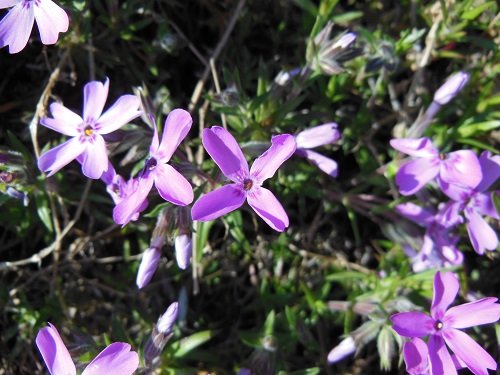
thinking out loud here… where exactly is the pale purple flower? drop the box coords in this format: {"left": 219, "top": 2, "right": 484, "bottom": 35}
{"left": 38, "top": 78, "right": 142, "bottom": 179}
{"left": 113, "top": 109, "right": 194, "bottom": 225}
{"left": 397, "top": 202, "right": 463, "bottom": 271}
{"left": 433, "top": 72, "right": 470, "bottom": 106}
{"left": 174, "top": 234, "right": 192, "bottom": 270}
{"left": 295, "top": 123, "right": 341, "bottom": 177}
{"left": 390, "top": 137, "right": 482, "bottom": 195}
{"left": 36, "top": 323, "right": 139, "bottom": 375}
{"left": 0, "top": 0, "right": 68, "bottom": 54}
{"left": 391, "top": 271, "right": 500, "bottom": 375}
{"left": 327, "top": 336, "right": 356, "bottom": 364}
{"left": 191, "top": 127, "right": 296, "bottom": 232}
{"left": 136, "top": 247, "right": 161, "bottom": 289}
{"left": 437, "top": 151, "right": 499, "bottom": 254}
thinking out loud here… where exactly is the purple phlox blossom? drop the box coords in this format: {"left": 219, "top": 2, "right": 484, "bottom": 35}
{"left": 36, "top": 323, "right": 139, "bottom": 375}
{"left": 38, "top": 78, "right": 142, "bottom": 179}
{"left": 437, "top": 151, "right": 499, "bottom": 254}
{"left": 397, "top": 202, "right": 463, "bottom": 271}
{"left": 391, "top": 271, "right": 500, "bottom": 375}
{"left": 113, "top": 109, "right": 194, "bottom": 226}
{"left": 0, "top": 0, "right": 68, "bottom": 54}
{"left": 191, "top": 126, "right": 296, "bottom": 232}
{"left": 390, "top": 137, "right": 482, "bottom": 196}
{"left": 100, "top": 161, "right": 149, "bottom": 221}
{"left": 295, "top": 123, "right": 341, "bottom": 177}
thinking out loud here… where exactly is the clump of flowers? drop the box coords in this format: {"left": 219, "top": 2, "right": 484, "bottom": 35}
{"left": 391, "top": 271, "right": 500, "bottom": 375}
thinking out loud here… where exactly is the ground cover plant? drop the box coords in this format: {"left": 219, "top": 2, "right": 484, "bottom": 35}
{"left": 0, "top": 0, "right": 499, "bottom": 374}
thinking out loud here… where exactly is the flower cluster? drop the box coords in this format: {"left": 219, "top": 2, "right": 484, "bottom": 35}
{"left": 391, "top": 271, "right": 500, "bottom": 375}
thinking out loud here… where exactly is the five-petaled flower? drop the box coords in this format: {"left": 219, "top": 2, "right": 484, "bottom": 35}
{"left": 113, "top": 109, "right": 194, "bottom": 226}
{"left": 391, "top": 271, "right": 500, "bottom": 375}
{"left": 191, "top": 126, "right": 296, "bottom": 232}
{"left": 36, "top": 323, "right": 139, "bottom": 375}
{"left": 0, "top": 0, "right": 69, "bottom": 54}
{"left": 38, "top": 78, "right": 142, "bottom": 180}
{"left": 390, "top": 137, "right": 482, "bottom": 195}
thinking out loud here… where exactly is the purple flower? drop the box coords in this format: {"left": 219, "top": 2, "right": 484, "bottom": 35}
{"left": 295, "top": 123, "right": 341, "bottom": 177}
{"left": 438, "top": 151, "right": 500, "bottom": 254}
{"left": 433, "top": 72, "right": 470, "bottom": 106}
{"left": 38, "top": 78, "right": 142, "bottom": 179}
{"left": 113, "top": 109, "right": 194, "bottom": 225}
{"left": 397, "top": 202, "right": 463, "bottom": 271}
{"left": 36, "top": 323, "right": 139, "bottom": 375}
{"left": 391, "top": 271, "right": 500, "bottom": 375}
{"left": 191, "top": 127, "right": 296, "bottom": 232}
{"left": 390, "top": 137, "right": 482, "bottom": 195}
{"left": 0, "top": 0, "right": 68, "bottom": 54}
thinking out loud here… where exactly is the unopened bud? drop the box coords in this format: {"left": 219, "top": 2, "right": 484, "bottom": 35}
{"left": 157, "top": 302, "right": 178, "bottom": 335}
{"left": 295, "top": 123, "right": 340, "bottom": 149}
{"left": 175, "top": 234, "right": 192, "bottom": 270}
{"left": 144, "top": 302, "right": 179, "bottom": 366}
{"left": 327, "top": 336, "right": 356, "bottom": 363}
{"left": 433, "top": 71, "right": 469, "bottom": 105}
{"left": 136, "top": 247, "right": 161, "bottom": 289}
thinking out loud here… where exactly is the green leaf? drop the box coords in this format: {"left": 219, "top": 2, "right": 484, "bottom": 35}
{"left": 172, "top": 330, "right": 214, "bottom": 358}
{"left": 291, "top": 0, "right": 318, "bottom": 16}
{"left": 457, "top": 120, "right": 500, "bottom": 137}
{"left": 461, "top": 1, "right": 496, "bottom": 20}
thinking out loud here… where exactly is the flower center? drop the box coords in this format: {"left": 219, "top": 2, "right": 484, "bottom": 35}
{"left": 145, "top": 158, "right": 157, "bottom": 171}
{"left": 439, "top": 153, "right": 446, "bottom": 160}
{"left": 434, "top": 320, "right": 444, "bottom": 330}
{"left": 243, "top": 178, "right": 253, "bottom": 191}
{"left": 84, "top": 126, "right": 94, "bottom": 137}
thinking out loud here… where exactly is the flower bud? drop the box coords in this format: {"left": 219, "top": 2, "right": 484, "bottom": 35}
{"left": 157, "top": 302, "right": 178, "bottom": 335}
{"left": 327, "top": 336, "right": 356, "bottom": 363}
{"left": 144, "top": 302, "right": 179, "bottom": 366}
{"left": 295, "top": 123, "right": 340, "bottom": 149}
{"left": 136, "top": 247, "right": 161, "bottom": 289}
{"left": 433, "top": 71, "right": 469, "bottom": 105}
{"left": 175, "top": 234, "right": 192, "bottom": 270}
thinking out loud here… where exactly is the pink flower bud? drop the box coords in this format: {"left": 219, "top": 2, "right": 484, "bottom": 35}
{"left": 175, "top": 234, "right": 192, "bottom": 270}
{"left": 327, "top": 336, "right": 356, "bottom": 363}
{"left": 136, "top": 247, "right": 161, "bottom": 289}
{"left": 433, "top": 71, "right": 469, "bottom": 105}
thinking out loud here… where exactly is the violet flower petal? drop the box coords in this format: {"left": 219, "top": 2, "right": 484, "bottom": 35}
{"left": 0, "top": 1, "right": 19, "bottom": 8}
{"left": 472, "top": 193, "right": 499, "bottom": 220}
{"left": 431, "top": 271, "right": 459, "bottom": 321}
{"left": 81, "top": 342, "right": 139, "bottom": 375}
{"left": 38, "top": 137, "right": 86, "bottom": 177}
{"left": 465, "top": 208, "right": 498, "bottom": 254}
{"left": 33, "top": 0, "right": 69, "bottom": 45}
{"left": 443, "top": 329, "right": 497, "bottom": 375}
{"left": 83, "top": 79, "right": 109, "bottom": 122}
{"left": 247, "top": 186, "right": 289, "bottom": 232}
{"left": 475, "top": 151, "right": 500, "bottom": 192}
{"left": 438, "top": 178, "right": 473, "bottom": 202}
{"left": 396, "top": 202, "right": 435, "bottom": 227}
{"left": 0, "top": 3, "right": 34, "bottom": 54}
{"left": 444, "top": 297, "right": 500, "bottom": 329}
{"left": 41, "top": 103, "right": 82, "bottom": 136}
{"left": 395, "top": 157, "right": 440, "bottom": 195}
{"left": 149, "top": 118, "right": 159, "bottom": 155}
{"left": 113, "top": 175, "right": 154, "bottom": 225}
{"left": 191, "top": 184, "right": 246, "bottom": 222}
{"left": 36, "top": 323, "right": 76, "bottom": 375}
{"left": 81, "top": 135, "right": 108, "bottom": 179}
{"left": 96, "top": 95, "right": 141, "bottom": 135}
{"left": 428, "top": 334, "right": 457, "bottom": 375}
{"left": 155, "top": 109, "right": 192, "bottom": 161}
{"left": 153, "top": 164, "right": 193, "bottom": 206}
{"left": 298, "top": 149, "right": 338, "bottom": 177}
{"left": 440, "top": 150, "right": 482, "bottom": 189}
{"left": 202, "top": 126, "right": 249, "bottom": 182}
{"left": 295, "top": 123, "right": 340, "bottom": 149}
{"left": 390, "top": 138, "right": 438, "bottom": 158}
{"left": 435, "top": 201, "right": 464, "bottom": 228}
{"left": 403, "top": 338, "right": 429, "bottom": 375}
{"left": 390, "top": 312, "right": 434, "bottom": 337}
{"left": 250, "top": 134, "right": 296, "bottom": 184}
{"left": 136, "top": 247, "right": 161, "bottom": 289}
